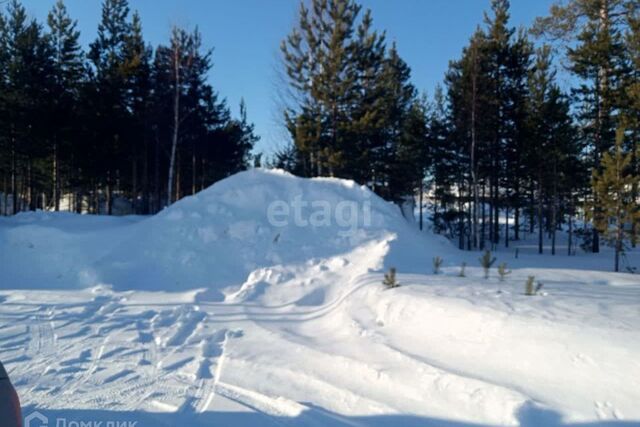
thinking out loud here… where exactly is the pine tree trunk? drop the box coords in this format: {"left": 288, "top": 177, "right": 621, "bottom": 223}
{"left": 106, "top": 171, "right": 113, "bottom": 215}
{"left": 192, "top": 149, "right": 197, "bottom": 195}
{"left": 201, "top": 158, "right": 206, "bottom": 191}
{"left": 419, "top": 178, "right": 423, "bottom": 231}
{"left": 176, "top": 150, "right": 181, "bottom": 202}
{"left": 471, "top": 46, "right": 480, "bottom": 250}
{"left": 551, "top": 158, "right": 558, "bottom": 255}
{"left": 27, "top": 160, "right": 32, "bottom": 211}
{"left": 493, "top": 184, "right": 499, "bottom": 249}
{"left": 458, "top": 179, "right": 465, "bottom": 250}
{"left": 142, "top": 137, "right": 149, "bottom": 214}
{"left": 489, "top": 181, "right": 494, "bottom": 245}
{"left": 53, "top": 138, "right": 60, "bottom": 211}
{"left": 11, "top": 135, "right": 17, "bottom": 215}
{"left": 615, "top": 226, "right": 621, "bottom": 272}
{"left": 153, "top": 132, "right": 160, "bottom": 213}
{"left": 467, "top": 185, "right": 472, "bottom": 250}
{"left": 167, "top": 31, "right": 181, "bottom": 208}
{"left": 590, "top": 1, "right": 612, "bottom": 254}
{"left": 132, "top": 156, "right": 138, "bottom": 214}
{"left": 504, "top": 204, "right": 509, "bottom": 248}
{"left": 3, "top": 172, "right": 7, "bottom": 216}
{"left": 631, "top": 134, "right": 638, "bottom": 248}
{"left": 514, "top": 180, "right": 520, "bottom": 241}
{"left": 481, "top": 183, "right": 486, "bottom": 250}
{"left": 538, "top": 179, "right": 543, "bottom": 255}
{"left": 568, "top": 204, "right": 573, "bottom": 256}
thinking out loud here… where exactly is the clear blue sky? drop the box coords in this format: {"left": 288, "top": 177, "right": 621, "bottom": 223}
{"left": 19, "top": 0, "right": 556, "bottom": 157}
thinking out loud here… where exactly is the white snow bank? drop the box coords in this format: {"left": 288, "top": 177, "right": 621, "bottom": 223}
{"left": 0, "top": 169, "right": 453, "bottom": 294}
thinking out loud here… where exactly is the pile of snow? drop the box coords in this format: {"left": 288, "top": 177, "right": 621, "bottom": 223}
{"left": 0, "top": 169, "right": 452, "bottom": 296}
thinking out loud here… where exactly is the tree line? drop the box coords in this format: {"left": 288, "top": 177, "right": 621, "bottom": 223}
{"left": 276, "top": 0, "right": 640, "bottom": 271}
{"left": 0, "top": 0, "right": 258, "bottom": 215}
{"left": 2, "top": 0, "right": 638, "bottom": 271}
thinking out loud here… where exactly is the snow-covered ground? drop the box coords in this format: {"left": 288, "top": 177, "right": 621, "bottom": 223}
{"left": 1, "top": 169, "right": 639, "bottom": 426}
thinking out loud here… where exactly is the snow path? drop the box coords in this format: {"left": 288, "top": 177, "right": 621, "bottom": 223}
{"left": 2, "top": 268, "right": 639, "bottom": 426}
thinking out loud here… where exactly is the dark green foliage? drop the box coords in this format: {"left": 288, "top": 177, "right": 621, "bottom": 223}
{"left": 280, "top": 0, "right": 428, "bottom": 203}
{"left": 587, "top": 127, "right": 640, "bottom": 271}
{"left": 382, "top": 267, "right": 400, "bottom": 289}
{"left": 534, "top": 0, "right": 631, "bottom": 254}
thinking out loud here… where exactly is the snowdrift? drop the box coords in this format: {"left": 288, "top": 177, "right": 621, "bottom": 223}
{"left": 0, "top": 169, "right": 454, "bottom": 294}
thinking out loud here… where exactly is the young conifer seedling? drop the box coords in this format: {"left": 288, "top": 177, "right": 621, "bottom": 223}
{"left": 525, "top": 276, "right": 536, "bottom": 296}
{"left": 433, "top": 256, "right": 443, "bottom": 274}
{"left": 459, "top": 262, "right": 466, "bottom": 277}
{"left": 479, "top": 250, "right": 496, "bottom": 279}
{"left": 383, "top": 267, "right": 400, "bottom": 289}
{"left": 497, "top": 262, "right": 511, "bottom": 282}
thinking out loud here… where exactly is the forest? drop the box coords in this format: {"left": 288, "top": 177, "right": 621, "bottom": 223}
{"left": 1, "top": 0, "right": 639, "bottom": 271}
{"left": 0, "top": 0, "right": 259, "bottom": 216}
{"left": 275, "top": 0, "right": 640, "bottom": 271}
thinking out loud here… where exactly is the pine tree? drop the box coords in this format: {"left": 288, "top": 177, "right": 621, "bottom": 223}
{"left": 88, "top": 0, "right": 133, "bottom": 214}
{"left": 623, "top": 1, "right": 640, "bottom": 246}
{"left": 534, "top": 0, "right": 628, "bottom": 253}
{"left": 425, "top": 85, "right": 452, "bottom": 234}
{"left": 526, "top": 45, "right": 586, "bottom": 256}
{"left": 280, "top": 0, "right": 424, "bottom": 205}
{"left": 588, "top": 126, "right": 640, "bottom": 272}
{"left": 0, "top": 9, "right": 10, "bottom": 214}
{"left": 122, "top": 11, "right": 151, "bottom": 212}
{"left": 444, "top": 29, "right": 490, "bottom": 249}
{"left": 2, "top": 0, "right": 54, "bottom": 213}
{"left": 46, "top": 0, "right": 84, "bottom": 211}
{"left": 484, "top": 0, "right": 515, "bottom": 248}
{"left": 380, "top": 44, "right": 422, "bottom": 202}
{"left": 281, "top": 0, "right": 362, "bottom": 177}
{"left": 503, "top": 29, "right": 533, "bottom": 246}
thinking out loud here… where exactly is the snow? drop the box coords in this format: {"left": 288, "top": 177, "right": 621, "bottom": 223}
{"left": 1, "top": 169, "right": 639, "bottom": 426}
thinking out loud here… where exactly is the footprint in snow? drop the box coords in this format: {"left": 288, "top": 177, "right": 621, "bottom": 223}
{"left": 595, "top": 401, "right": 623, "bottom": 420}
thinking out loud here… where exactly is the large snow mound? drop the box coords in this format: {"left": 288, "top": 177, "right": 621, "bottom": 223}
{"left": 0, "top": 169, "right": 453, "bottom": 294}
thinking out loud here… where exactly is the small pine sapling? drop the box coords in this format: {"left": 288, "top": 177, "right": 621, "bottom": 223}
{"left": 497, "top": 262, "right": 511, "bottom": 282}
{"left": 433, "top": 256, "right": 443, "bottom": 274}
{"left": 383, "top": 267, "right": 400, "bottom": 289}
{"left": 459, "top": 262, "right": 467, "bottom": 277}
{"left": 525, "top": 276, "right": 535, "bottom": 296}
{"left": 479, "top": 250, "right": 496, "bottom": 279}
